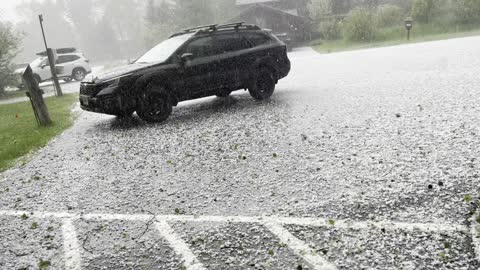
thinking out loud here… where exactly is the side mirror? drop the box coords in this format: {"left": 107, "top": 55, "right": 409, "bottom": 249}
{"left": 180, "top": 53, "right": 194, "bottom": 62}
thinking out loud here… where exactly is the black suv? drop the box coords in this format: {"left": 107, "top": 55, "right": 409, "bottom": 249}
{"left": 79, "top": 22, "right": 291, "bottom": 123}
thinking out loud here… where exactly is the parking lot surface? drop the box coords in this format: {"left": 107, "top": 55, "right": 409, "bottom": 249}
{"left": 1, "top": 38, "right": 480, "bottom": 269}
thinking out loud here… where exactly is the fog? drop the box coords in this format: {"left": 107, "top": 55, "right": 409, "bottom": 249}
{"left": 8, "top": 0, "right": 238, "bottom": 65}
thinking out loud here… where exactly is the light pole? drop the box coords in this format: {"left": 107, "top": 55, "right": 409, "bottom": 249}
{"left": 38, "top": 14, "right": 63, "bottom": 97}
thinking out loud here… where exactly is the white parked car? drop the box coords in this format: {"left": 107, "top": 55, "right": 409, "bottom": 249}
{"left": 16, "top": 51, "right": 92, "bottom": 86}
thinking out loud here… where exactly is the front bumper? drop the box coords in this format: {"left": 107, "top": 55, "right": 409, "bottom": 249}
{"left": 80, "top": 94, "right": 124, "bottom": 115}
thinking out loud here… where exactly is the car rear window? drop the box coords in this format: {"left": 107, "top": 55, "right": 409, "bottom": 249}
{"left": 243, "top": 33, "right": 272, "bottom": 47}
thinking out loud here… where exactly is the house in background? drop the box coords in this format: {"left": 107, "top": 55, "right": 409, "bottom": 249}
{"left": 231, "top": 0, "right": 312, "bottom": 44}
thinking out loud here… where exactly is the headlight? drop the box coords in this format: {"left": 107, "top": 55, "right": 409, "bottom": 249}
{"left": 103, "top": 77, "right": 121, "bottom": 87}
{"left": 97, "top": 74, "right": 132, "bottom": 96}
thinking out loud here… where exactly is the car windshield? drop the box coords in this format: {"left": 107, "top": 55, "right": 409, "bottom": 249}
{"left": 135, "top": 33, "right": 194, "bottom": 64}
{"left": 30, "top": 57, "right": 46, "bottom": 67}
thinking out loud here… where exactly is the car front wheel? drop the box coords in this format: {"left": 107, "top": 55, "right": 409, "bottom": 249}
{"left": 73, "top": 68, "right": 86, "bottom": 81}
{"left": 249, "top": 68, "right": 275, "bottom": 100}
{"left": 136, "top": 91, "right": 172, "bottom": 123}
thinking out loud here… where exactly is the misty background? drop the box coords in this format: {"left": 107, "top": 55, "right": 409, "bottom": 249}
{"left": 2, "top": 0, "right": 480, "bottom": 65}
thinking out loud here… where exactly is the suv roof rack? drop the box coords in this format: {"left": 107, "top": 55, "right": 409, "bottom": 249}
{"left": 36, "top": 47, "right": 78, "bottom": 57}
{"left": 181, "top": 24, "right": 218, "bottom": 33}
{"left": 171, "top": 22, "right": 261, "bottom": 37}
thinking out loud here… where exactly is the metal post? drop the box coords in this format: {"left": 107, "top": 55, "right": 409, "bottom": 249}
{"left": 38, "top": 14, "right": 63, "bottom": 97}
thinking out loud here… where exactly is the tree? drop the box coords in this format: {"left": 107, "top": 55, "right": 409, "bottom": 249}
{"left": 453, "top": 0, "right": 480, "bottom": 23}
{"left": 308, "top": 0, "right": 332, "bottom": 20}
{"left": 342, "top": 7, "right": 378, "bottom": 41}
{"left": 173, "top": 0, "right": 215, "bottom": 28}
{"left": 411, "top": 0, "right": 435, "bottom": 24}
{"left": 0, "top": 22, "right": 21, "bottom": 95}
{"left": 15, "top": 0, "right": 75, "bottom": 63}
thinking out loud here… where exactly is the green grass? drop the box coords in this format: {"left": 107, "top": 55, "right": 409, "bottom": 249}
{"left": 0, "top": 94, "right": 78, "bottom": 172}
{"left": 0, "top": 90, "right": 28, "bottom": 101}
{"left": 312, "top": 23, "right": 480, "bottom": 53}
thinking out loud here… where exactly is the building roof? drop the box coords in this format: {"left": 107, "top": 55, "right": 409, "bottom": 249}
{"left": 236, "top": 0, "right": 278, "bottom": 5}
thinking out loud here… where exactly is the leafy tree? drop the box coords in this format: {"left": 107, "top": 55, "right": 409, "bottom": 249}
{"left": 376, "top": 4, "right": 404, "bottom": 27}
{"left": 173, "top": 0, "right": 215, "bottom": 29}
{"left": 453, "top": 0, "right": 480, "bottom": 23}
{"left": 15, "top": 0, "right": 75, "bottom": 63}
{"left": 0, "top": 22, "right": 21, "bottom": 95}
{"left": 144, "top": 0, "right": 176, "bottom": 48}
{"left": 410, "top": 0, "right": 435, "bottom": 24}
{"left": 342, "top": 7, "right": 378, "bottom": 41}
{"left": 308, "top": 0, "right": 332, "bottom": 20}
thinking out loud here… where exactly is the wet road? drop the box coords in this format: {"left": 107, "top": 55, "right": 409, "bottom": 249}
{"left": 1, "top": 38, "right": 480, "bottom": 269}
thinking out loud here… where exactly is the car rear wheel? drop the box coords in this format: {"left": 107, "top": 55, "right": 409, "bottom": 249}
{"left": 72, "top": 68, "right": 86, "bottom": 81}
{"left": 249, "top": 68, "right": 275, "bottom": 100}
{"left": 63, "top": 77, "right": 73, "bottom": 83}
{"left": 137, "top": 91, "right": 172, "bottom": 123}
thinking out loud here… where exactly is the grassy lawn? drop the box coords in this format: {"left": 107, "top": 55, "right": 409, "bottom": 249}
{"left": 0, "top": 94, "right": 78, "bottom": 172}
{"left": 0, "top": 90, "right": 28, "bottom": 101}
{"left": 312, "top": 26, "right": 480, "bottom": 53}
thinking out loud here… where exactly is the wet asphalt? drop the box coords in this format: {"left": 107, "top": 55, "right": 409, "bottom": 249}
{"left": 1, "top": 37, "right": 480, "bottom": 269}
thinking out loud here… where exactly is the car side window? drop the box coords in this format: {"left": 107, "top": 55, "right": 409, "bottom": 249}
{"left": 182, "top": 37, "right": 216, "bottom": 58}
{"left": 214, "top": 34, "right": 250, "bottom": 54}
{"left": 56, "top": 55, "right": 80, "bottom": 64}
{"left": 56, "top": 56, "right": 69, "bottom": 64}
{"left": 244, "top": 33, "right": 271, "bottom": 47}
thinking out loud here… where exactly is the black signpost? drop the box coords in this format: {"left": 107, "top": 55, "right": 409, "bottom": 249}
{"left": 405, "top": 18, "right": 414, "bottom": 41}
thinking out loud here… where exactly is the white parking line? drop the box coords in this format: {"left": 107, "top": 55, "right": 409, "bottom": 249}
{"left": 272, "top": 217, "right": 469, "bottom": 233}
{"left": 0, "top": 210, "right": 474, "bottom": 269}
{"left": 62, "top": 218, "right": 82, "bottom": 270}
{"left": 0, "top": 210, "right": 468, "bottom": 233}
{"left": 155, "top": 220, "right": 206, "bottom": 270}
{"left": 264, "top": 221, "right": 337, "bottom": 270}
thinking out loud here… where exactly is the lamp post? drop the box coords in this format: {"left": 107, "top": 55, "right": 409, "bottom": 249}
{"left": 38, "top": 14, "right": 63, "bottom": 97}
{"left": 405, "top": 18, "right": 414, "bottom": 41}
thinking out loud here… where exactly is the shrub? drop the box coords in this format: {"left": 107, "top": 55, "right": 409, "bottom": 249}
{"left": 453, "top": 0, "right": 480, "bottom": 23}
{"left": 0, "top": 22, "right": 21, "bottom": 95}
{"left": 377, "top": 4, "right": 405, "bottom": 27}
{"left": 318, "top": 19, "right": 342, "bottom": 40}
{"left": 411, "top": 0, "right": 435, "bottom": 24}
{"left": 342, "top": 7, "right": 378, "bottom": 42}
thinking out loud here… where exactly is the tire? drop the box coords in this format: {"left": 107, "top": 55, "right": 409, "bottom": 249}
{"left": 136, "top": 90, "right": 172, "bottom": 123}
{"left": 249, "top": 68, "right": 276, "bottom": 100}
{"left": 63, "top": 77, "right": 73, "bottom": 83}
{"left": 72, "top": 68, "right": 86, "bottom": 81}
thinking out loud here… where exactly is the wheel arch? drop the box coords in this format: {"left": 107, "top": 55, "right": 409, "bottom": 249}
{"left": 251, "top": 57, "right": 279, "bottom": 82}
{"left": 135, "top": 73, "right": 179, "bottom": 106}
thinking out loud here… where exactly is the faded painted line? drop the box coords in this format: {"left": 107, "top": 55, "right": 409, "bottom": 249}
{"left": 0, "top": 210, "right": 76, "bottom": 219}
{"left": 264, "top": 221, "right": 337, "bottom": 270}
{"left": 272, "top": 217, "right": 469, "bottom": 233}
{"left": 155, "top": 220, "right": 205, "bottom": 270}
{"left": 0, "top": 210, "right": 468, "bottom": 233}
{"left": 82, "top": 213, "right": 153, "bottom": 221}
{"left": 470, "top": 213, "right": 480, "bottom": 264}
{"left": 62, "top": 218, "right": 82, "bottom": 270}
